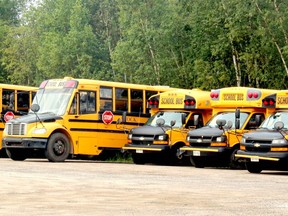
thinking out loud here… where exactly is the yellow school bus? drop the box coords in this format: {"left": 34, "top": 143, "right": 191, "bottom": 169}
{"left": 179, "top": 87, "right": 278, "bottom": 168}
{"left": 235, "top": 91, "right": 288, "bottom": 173}
{"left": 122, "top": 89, "right": 212, "bottom": 165}
{"left": 2, "top": 77, "right": 180, "bottom": 162}
{"left": 0, "top": 84, "right": 37, "bottom": 156}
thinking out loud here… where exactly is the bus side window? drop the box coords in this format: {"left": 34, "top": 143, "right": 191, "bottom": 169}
{"left": 100, "top": 87, "right": 112, "bottom": 111}
{"left": 116, "top": 88, "right": 128, "bottom": 111}
{"left": 17, "top": 91, "right": 29, "bottom": 112}
{"left": 185, "top": 114, "right": 203, "bottom": 129}
{"left": 80, "top": 92, "right": 88, "bottom": 114}
{"left": 87, "top": 91, "right": 96, "bottom": 113}
{"left": 2, "top": 89, "right": 14, "bottom": 111}
{"left": 131, "top": 89, "right": 143, "bottom": 113}
{"left": 245, "top": 114, "right": 265, "bottom": 130}
{"left": 69, "top": 95, "right": 77, "bottom": 115}
{"left": 79, "top": 91, "right": 96, "bottom": 114}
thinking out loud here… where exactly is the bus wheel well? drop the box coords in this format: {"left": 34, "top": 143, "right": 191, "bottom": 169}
{"left": 171, "top": 142, "right": 186, "bottom": 150}
{"left": 49, "top": 129, "right": 74, "bottom": 154}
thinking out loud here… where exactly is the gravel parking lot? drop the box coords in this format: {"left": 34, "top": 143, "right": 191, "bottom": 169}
{"left": 0, "top": 158, "right": 288, "bottom": 216}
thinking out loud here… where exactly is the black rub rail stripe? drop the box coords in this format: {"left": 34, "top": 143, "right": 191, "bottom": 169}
{"left": 68, "top": 119, "right": 144, "bottom": 126}
{"left": 70, "top": 128, "right": 127, "bottom": 133}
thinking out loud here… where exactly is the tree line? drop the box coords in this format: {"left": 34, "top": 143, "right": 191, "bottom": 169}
{"left": 1, "top": 0, "right": 288, "bottom": 90}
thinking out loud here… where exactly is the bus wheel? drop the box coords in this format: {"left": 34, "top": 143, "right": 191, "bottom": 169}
{"left": 246, "top": 162, "right": 262, "bottom": 173}
{"left": 229, "top": 149, "right": 243, "bottom": 169}
{"left": 132, "top": 153, "right": 146, "bottom": 165}
{"left": 6, "top": 149, "right": 27, "bottom": 161}
{"left": 45, "top": 133, "right": 70, "bottom": 162}
{"left": 190, "top": 156, "right": 204, "bottom": 168}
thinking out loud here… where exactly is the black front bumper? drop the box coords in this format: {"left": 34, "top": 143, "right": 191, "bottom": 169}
{"left": 2, "top": 137, "right": 48, "bottom": 149}
{"left": 235, "top": 150, "right": 288, "bottom": 162}
{"left": 122, "top": 144, "right": 170, "bottom": 154}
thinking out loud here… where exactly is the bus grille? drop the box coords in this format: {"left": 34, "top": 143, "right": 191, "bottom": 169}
{"left": 188, "top": 136, "right": 212, "bottom": 147}
{"left": 132, "top": 135, "right": 154, "bottom": 145}
{"left": 6, "top": 123, "right": 27, "bottom": 135}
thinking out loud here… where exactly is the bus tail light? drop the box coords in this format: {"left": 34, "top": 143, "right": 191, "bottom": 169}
{"left": 184, "top": 99, "right": 196, "bottom": 106}
{"left": 148, "top": 99, "right": 159, "bottom": 108}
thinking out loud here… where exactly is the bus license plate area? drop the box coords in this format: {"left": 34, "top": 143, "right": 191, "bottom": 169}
{"left": 136, "top": 149, "right": 143, "bottom": 154}
{"left": 193, "top": 151, "right": 200, "bottom": 156}
{"left": 251, "top": 157, "right": 259, "bottom": 162}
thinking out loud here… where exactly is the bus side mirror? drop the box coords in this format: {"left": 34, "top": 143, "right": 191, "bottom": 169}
{"left": 216, "top": 119, "right": 226, "bottom": 130}
{"left": 31, "top": 104, "right": 40, "bottom": 113}
{"left": 274, "top": 121, "right": 284, "bottom": 130}
{"left": 235, "top": 119, "right": 240, "bottom": 129}
{"left": 122, "top": 111, "right": 127, "bottom": 123}
{"left": 194, "top": 114, "right": 200, "bottom": 127}
{"left": 156, "top": 118, "right": 165, "bottom": 127}
{"left": 226, "top": 120, "right": 233, "bottom": 129}
{"left": 170, "top": 120, "right": 176, "bottom": 127}
{"left": 255, "top": 115, "right": 262, "bottom": 127}
{"left": 181, "top": 113, "right": 186, "bottom": 125}
{"left": 235, "top": 108, "right": 240, "bottom": 119}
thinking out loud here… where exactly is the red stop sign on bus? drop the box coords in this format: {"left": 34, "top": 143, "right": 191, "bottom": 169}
{"left": 4, "top": 111, "right": 15, "bottom": 122}
{"left": 102, "top": 111, "right": 114, "bottom": 124}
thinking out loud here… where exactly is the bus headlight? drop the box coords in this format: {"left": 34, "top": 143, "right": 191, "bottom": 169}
{"left": 216, "top": 136, "right": 226, "bottom": 142}
{"left": 155, "top": 134, "right": 168, "bottom": 141}
{"left": 186, "top": 136, "right": 190, "bottom": 142}
{"left": 272, "top": 139, "right": 288, "bottom": 145}
{"left": 32, "top": 128, "right": 47, "bottom": 134}
{"left": 128, "top": 133, "right": 132, "bottom": 140}
{"left": 240, "top": 137, "right": 246, "bottom": 144}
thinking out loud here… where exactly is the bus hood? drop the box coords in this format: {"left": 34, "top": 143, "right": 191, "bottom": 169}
{"left": 187, "top": 126, "right": 223, "bottom": 137}
{"left": 8, "top": 113, "right": 63, "bottom": 124}
{"left": 243, "top": 130, "right": 284, "bottom": 140}
{"left": 130, "top": 125, "right": 168, "bottom": 136}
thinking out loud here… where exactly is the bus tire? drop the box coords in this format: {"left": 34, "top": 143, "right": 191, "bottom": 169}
{"left": 45, "top": 133, "right": 70, "bottom": 162}
{"left": 229, "top": 148, "right": 243, "bottom": 169}
{"left": 190, "top": 156, "right": 205, "bottom": 168}
{"left": 132, "top": 153, "right": 146, "bottom": 165}
{"left": 246, "top": 162, "right": 262, "bottom": 173}
{"left": 6, "top": 148, "right": 27, "bottom": 161}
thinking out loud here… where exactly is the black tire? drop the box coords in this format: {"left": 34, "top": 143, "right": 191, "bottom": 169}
{"left": 190, "top": 156, "right": 205, "bottom": 168}
{"left": 229, "top": 148, "right": 243, "bottom": 169}
{"left": 6, "top": 148, "right": 27, "bottom": 161}
{"left": 246, "top": 162, "right": 262, "bottom": 173}
{"left": 132, "top": 153, "right": 146, "bottom": 165}
{"left": 45, "top": 133, "right": 70, "bottom": 162}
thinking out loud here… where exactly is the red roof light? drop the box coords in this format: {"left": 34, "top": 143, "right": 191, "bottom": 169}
{"left": 253, "top": 92, "right": 259, "bottom": 98}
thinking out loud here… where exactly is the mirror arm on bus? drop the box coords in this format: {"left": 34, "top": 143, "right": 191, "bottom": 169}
{"left": 31, "top": 104, "right": 45, "bottom": 128}
{"left": 274, "top": 121, "right": 288, "bottom": 140}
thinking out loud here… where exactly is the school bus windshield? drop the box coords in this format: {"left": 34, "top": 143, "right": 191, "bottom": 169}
{"left": 145, "top": 111, "right": 189, "bottom": 128}
{"left": 259, "top": 111, "right": 288, "bottom": 129}
{"left": 207, "top": 112, "right": 249, "bottom": 129}
{"left": 31, "top": 88, "right": 73, "bottom": 115}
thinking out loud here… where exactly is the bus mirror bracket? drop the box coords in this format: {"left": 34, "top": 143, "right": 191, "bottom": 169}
{"left": 274, "top": 121, "right": 287, "bottom": 140}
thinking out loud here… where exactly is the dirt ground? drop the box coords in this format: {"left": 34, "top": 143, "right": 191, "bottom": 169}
{"left": 0, "top": 158, "right": 288, "bottom": 216}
